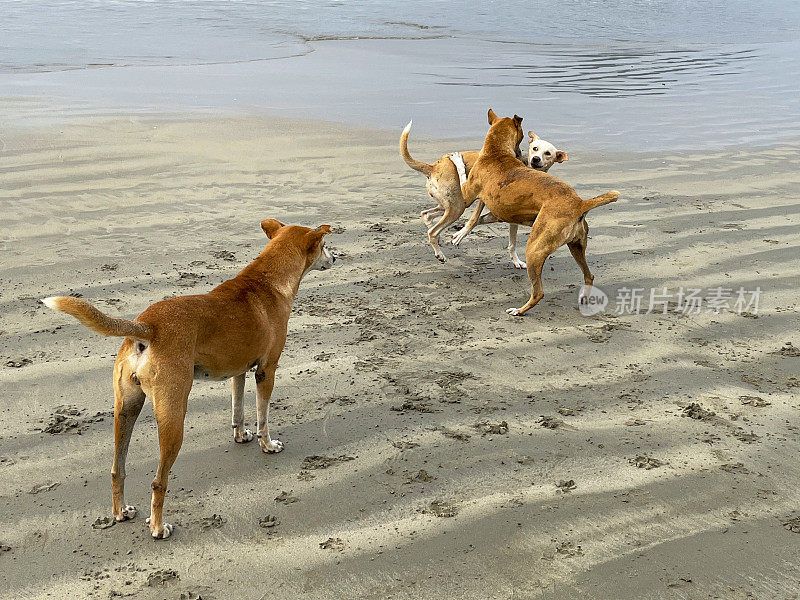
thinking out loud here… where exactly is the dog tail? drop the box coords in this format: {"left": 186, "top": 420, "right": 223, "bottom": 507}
{"left": 579, "top": 190, "right": 620, "bottom": 215}
{"left": 399, "top": 120, "right": 432, "bottom": 177}
{"left": 41, "top": 296, "right": 152, "bottom": 340}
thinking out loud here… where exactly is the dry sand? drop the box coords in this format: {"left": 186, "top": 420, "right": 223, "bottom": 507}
{"left": 1, "top": 114, "right": 799, "bottom": 599}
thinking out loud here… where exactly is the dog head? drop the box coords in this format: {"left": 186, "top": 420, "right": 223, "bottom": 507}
{"left": 487, "top": 109, "right": 525, "bottom": 159}
{"left": 527, "top": 131, "right": 568, "bottom": 172}
{"left": 260, "top": 219, "right": 336, "bottom": 272}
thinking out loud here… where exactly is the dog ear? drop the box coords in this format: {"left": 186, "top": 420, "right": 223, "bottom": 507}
{"left": 555, "top": 151, "right": 569, "bottom": 163}
{"left": 513, "top": 114, "right": 523, "bottom": 127}
{"left": 528, "top": 131, "right": 538, "bottom": 141}
{"left": 261, "top": 218, "right": 285, "bottom": 239}
{"left": 487, "top": 109, "right": 499, "bottom": 125}
{"left": 307, "top": 224, "right": 333, "bottom": 247}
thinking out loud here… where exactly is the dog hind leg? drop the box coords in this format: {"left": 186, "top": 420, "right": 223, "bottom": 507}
{"left": 145, "top": 368, "right": 191, "bottom": 539}
{"left": 568, "top": 219, "right": 594, "bottom": 286}
{"left": 111, "top": 345, "right": 145, "bottom": 522}
{"left": 421, "top": 206, "right": 443, "bottom": 230}
{"left": 507, "top": 216, "right": 572, "bottom": 316}
{"left": 427, "top": 207, "right": 458, "bottom": 262}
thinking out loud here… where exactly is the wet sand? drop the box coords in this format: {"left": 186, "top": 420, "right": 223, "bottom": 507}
{"left": 1, "top": 114, "right": 799, "bottom": 599}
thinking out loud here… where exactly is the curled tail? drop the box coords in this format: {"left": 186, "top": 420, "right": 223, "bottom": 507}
{"left": 580, "top": 190, "right": 620, "bottom": 215}
{"left": 42, "top": 296, "right": 151, "bottom": 340}
{"left": 399, "top": 120, "right": 432, "bottom": 177}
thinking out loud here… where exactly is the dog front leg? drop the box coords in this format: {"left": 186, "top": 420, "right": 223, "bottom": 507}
{"left": 255, "top": 364, "right": 283, "bottom": 454}
{"left": 508, "top": 224, "right": 526, "bottom": 269}
{"left": 452, "top": 199, "right": 485, "bottom": 246}
{"left": 231, "top": 373, "right": 253, "bottom": 443}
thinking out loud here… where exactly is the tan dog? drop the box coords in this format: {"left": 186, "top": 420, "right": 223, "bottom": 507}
{"left": 399, "top": 120, "right": 566, "bottom": 267}
{"left": 42, "top": 220, "right": 335, "bottom": 539}
{"left": 450, "top": 110, "right": 619, "bottom": 316}
{"left": 450, "top": 129, "right": 569, "bottom": 266}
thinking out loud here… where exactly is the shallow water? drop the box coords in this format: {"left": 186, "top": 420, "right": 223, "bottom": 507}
{"left": 1, "top": 0, "right": 799, "bottom": 149}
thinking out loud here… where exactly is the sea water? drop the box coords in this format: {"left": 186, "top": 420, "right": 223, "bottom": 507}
{"left": 1, "top": 0, "right": 799, "bottom": 149}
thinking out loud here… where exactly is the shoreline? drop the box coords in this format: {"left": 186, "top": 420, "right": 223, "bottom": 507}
{"left": 4, "top": 99, "right": 800, "bottom": 157}
{"left": 1, "top": 113, "right": 799, "bottom": 599}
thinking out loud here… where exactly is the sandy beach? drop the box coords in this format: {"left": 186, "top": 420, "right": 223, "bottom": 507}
{"left": 0, "top": 113, "right": 798, "bottom": 598}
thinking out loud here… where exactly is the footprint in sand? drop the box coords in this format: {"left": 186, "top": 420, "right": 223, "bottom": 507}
{"left": 473, "top": 420, "right": 509, "bottom": 435}
{"left": 537, "top": 415, "right": 567, "bottom": 430}
{"left": 298, "top": 455, "right": 355, "bottom": 480}
{"left": 740, "top": 395, "right": 771, "bottom": 407}
{"left": 774, "top": 342, "right": 800, "bottom": 357}
{"left": 275, "top": 491, "right": 299, "bottom": 504}
{"left": 435, "top": 426, "right": 470, "bottom": 441}
{"left": 555, "top": 480, "right": 577, "bottom": 493}
{"left": 629, "top": 455, "right": 666, "bottom": 470}
{"left": 5, "top": 357, "right": 32, "bottom": 368}
{"left": 319, "top": 537, "right": 345, "bottom": 551}
{"left": 199, "top": 514, "right": 225, "bottom": 530}
{"left": 91, "top": 516, "right": 116, "bottom": 530}
{"left": 147, "top": 569, "right": 179, "bottom": 587}
{"left": 720, "top": 462, "right": 750, "bottom": 474}
{"left": 425, "top": 500, "right": 458, "bottom": 518}
{"left": 391, "top": 440, "right": 420, "bottom": 450}
{"left": 783, "top": 516, "right": 800, "bottom": 533}
{"left": 542, "top": 540, "right": 584, "bottom": 560}
{"left": 403, "top": 469, "right": 435, "bottom": 484}
{"left": 258, "top": 515, "right": 278, "bottom": 529}
{"left": 681, "top": 403, "right": 716, "bottom": 420}
{"left": 29, "top": 481, "right": 60, "bottom": 494}
{"left": 42, "top": 405, "right": 110, "bottom": 435}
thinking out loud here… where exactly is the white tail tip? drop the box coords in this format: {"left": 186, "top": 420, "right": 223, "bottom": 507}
{"left": 41, "top": 296, "right": 60, "bottom": 310}
{"left": 402, "top": 120, "right": 412, "bottom": 134}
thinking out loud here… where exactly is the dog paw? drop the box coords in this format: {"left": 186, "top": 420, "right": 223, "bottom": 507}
{"left": 511, "top": 258, "right": 527, "bottom": 269}
{"left": 435, "top": 252, "right": 447, "bottom": 263}
{"left": 261, "top": 438, "right": 285, "bottom": 454}
{"left": 506, "top": 307, "right": 523, "bottom": 317}
{"left": 146, "top": 518, "right": 174, "bottom": 539}
{"left": 153, "top": 523, "right": 174, "bottom": 539}
{"left": 234, "top": 428, "right": 254, "bottom": 443}
{"left": 452, "top": 230, "right": 467, "bottom": 247}
{"left": 115, "top": 505, "right": 137, "bottom": 522}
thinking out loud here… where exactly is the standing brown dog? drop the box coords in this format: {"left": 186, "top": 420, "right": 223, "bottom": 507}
{"left": 450, "top": 110, "right": 619, "bottom": 316}
{"left": 42, "top": 219, "right": 335, "bottom": 539}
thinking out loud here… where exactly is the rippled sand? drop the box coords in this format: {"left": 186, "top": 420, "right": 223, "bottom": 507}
{"left": 1, "top": 114, "right": 799, "bottom": 599}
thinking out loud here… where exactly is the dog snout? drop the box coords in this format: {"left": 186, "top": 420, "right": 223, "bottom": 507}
{"left": 531, "top": 155, "right": 542, "bottom": 164}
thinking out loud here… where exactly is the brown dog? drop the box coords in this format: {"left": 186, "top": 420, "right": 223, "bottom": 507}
{"left": 399, "top": 120, "right": 567, "bottom": 267}
{"left": 450, "top": 110, "right": 619, "bottom": 316}
{"left": 42, "top": 220, "right": 335, "bottom": 539}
